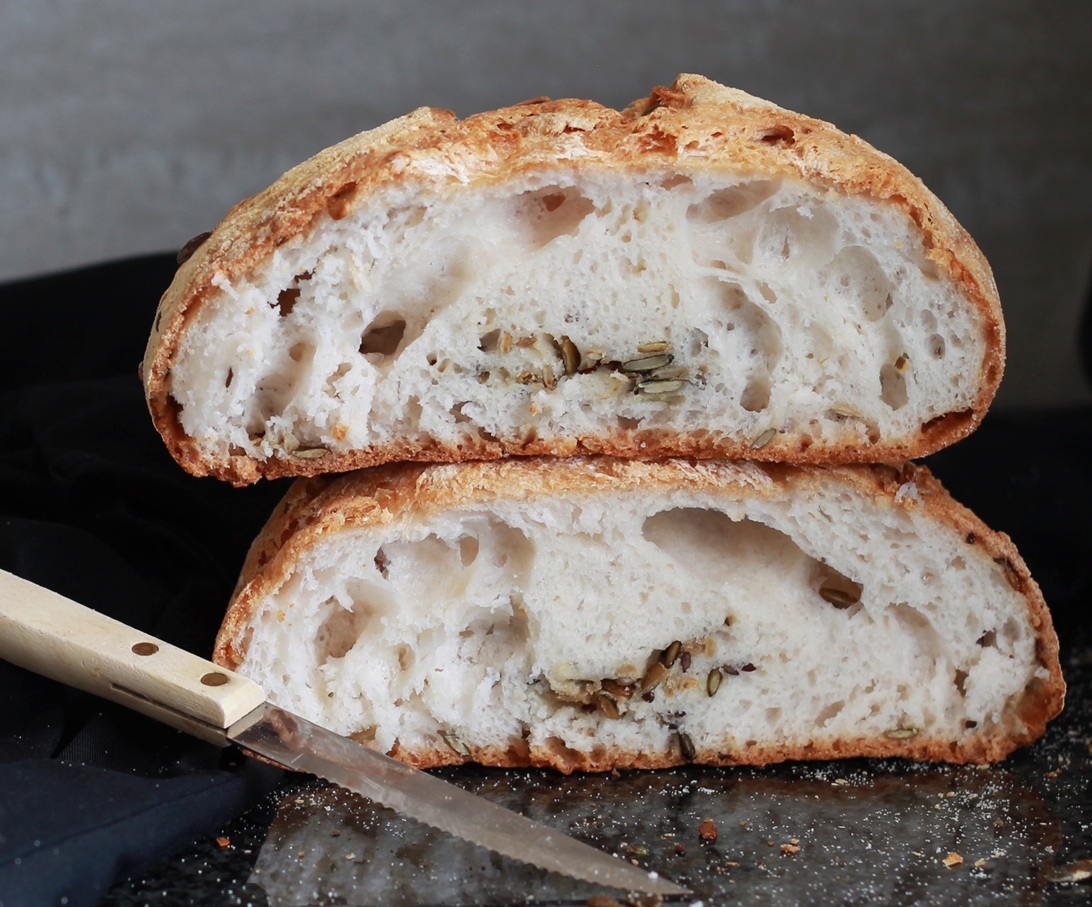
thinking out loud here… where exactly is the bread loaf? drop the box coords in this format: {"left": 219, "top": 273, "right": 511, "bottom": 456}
{"left": 214, "top": 457, "right": 1062, "bottom": 771}
{"left": 144, "top": 75, "right": 1003, "bottom": 486}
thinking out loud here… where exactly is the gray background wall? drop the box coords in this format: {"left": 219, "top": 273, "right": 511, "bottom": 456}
{"left": 2, "top": 0, "right": 1090, "bottom": 408}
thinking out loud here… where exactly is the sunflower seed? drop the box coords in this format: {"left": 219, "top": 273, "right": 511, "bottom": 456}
{"left": 680, "top": 651, "right": 692, "bottom": 672}
{"left": 724, "top": 665, "right": 739, "bottom": 676}
{"left": 637, "top": 379, "right": 685, "bottom": 395}
{"left": 444, "top": 733, "right": 471, "bottom": 756}
{"left": 819, "top": 580, "right": 863, "bottom": 608}
{"left": 648, "top": 364, "right": 688, "bottom": 381}
{"left": 601, "top": 679, "right": 636, "bottom": 698}
{"left": 637, "top": 340, "right": 670, "bottom": 353}
{"left": 622, "top": 355, "right": 673, "bottom": 373}
{"left": 661, "top": 640, "right": 682, "bottom": 668}
{"left": 177, "top": 231, "right": 212, "bottom": 265}
{"left": 597, "top": 693, "right": 621, "bottom": 720}
{"left": 559, "top": 336, "right": 581, "bottom": 375}
{"left": 639, "top": 662, "right": 668, "bottom": 694}
{"left": 884, "top": 727, "right": 919, "bottom": 739}
{"left": 829, "top": 402, "right": 860, "bottom": 419}
{"left": 678, "top": 731, "right": 696, "bottom": 762}
{"left": 707, "top": 668, "right": 722, "bottom": 697}
{"left": 751, "top": 428, "right": 778, "bottom": 449}
{"left": 292, "top": 447, "right": 329, "bottom": 459}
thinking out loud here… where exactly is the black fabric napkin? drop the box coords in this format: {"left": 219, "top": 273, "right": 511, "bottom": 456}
{"left": 0, "top": 255, "right": 288, "bottom": 907}
{"left": 0, "top": 254, "right": 1089, "bottom": 907}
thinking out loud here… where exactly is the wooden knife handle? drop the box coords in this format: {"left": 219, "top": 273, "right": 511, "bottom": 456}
{"left": 0, "top": 568, "right": 265, "bottom": 745}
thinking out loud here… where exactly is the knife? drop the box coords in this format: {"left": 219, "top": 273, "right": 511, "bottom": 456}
{"left": 0, "top": 569, "right": 688, "bottom": 897}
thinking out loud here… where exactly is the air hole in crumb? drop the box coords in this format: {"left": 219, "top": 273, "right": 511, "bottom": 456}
{"left": 759, "top": 124, "right": 795, "bottom": 145}
{"left": 276, "top": 287, "right": 300, "bottom": 316}
{"left": 660, "top": 174, "right": 693, "bottom": 190}
{"left": 459, "top": 536, "right": 479, "bottom": 567}
{"left": 954, "top": 669, "right": 968, "bottom": 697}
{"left": 687, "top": 181, "right": 780, "bottom": 224}
{"left": 816, "top": 564, "right": 863, "bottom": 609}
{"left": 740, "top": 376, "right": 771, "bottom": 412}
{"left": 644, "top": 510, "right": 819, "bottom": 584}
{"left": 374, "top": 548, "right": 390, "bottom": 579}
{"left": 315, "top": 600, "right": 374, "bottom": 662}
{"left": 815, "top": 700, "right": 845, "bottom": 727}
{"left": 821, "top": 247, "right": 893, "bottom": 321}
{"left": 879, "top": 363, "right": 908, "bottom": 410}
{"left": 360, "top": 314, "right": 407, "bottom": 357}
{"left": 929, "top": 334, "right": 946, "bottom": 359}
{"left": 511, "top": 186, "right": 594, "bottom": 248}
{"left": 288, "top": 342, "right": 308, "bottom": 363}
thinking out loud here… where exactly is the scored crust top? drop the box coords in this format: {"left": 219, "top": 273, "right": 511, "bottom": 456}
{"left": 143, "top": 74, "right": 1004, "bottom": 484}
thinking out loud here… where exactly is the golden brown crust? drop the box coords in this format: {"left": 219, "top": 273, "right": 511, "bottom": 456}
{"left": 143, "top": 75, "right": 1004, "bottom": 485}
{"left": 214, "top": 457, "right": 1064, "bottom": 769}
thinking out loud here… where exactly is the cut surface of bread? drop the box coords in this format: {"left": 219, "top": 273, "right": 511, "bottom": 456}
{"left": 214, "top": 458, "right": 1062, "bottom": 772}
{"left": 144, "top": 75, "right": 1003, "bottom": 486}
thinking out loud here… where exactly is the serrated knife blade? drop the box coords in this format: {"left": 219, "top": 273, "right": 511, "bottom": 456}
{"left": 0, "top": 569, "right": 688, "bottom": 896}
{"left": 229, "top": 702, "right": 687, "bottom": 893}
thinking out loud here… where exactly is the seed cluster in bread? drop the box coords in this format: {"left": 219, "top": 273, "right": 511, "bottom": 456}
{"left": 142, "top": 74, "right": 1061, "bottom": 769}
{"left": 143, "top": 75, "right": 1003, "bottom": 486}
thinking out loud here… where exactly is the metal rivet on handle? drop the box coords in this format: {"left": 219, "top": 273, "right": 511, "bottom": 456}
{"left": 131, "top": 642, "right": 159, "bottom": 656}
{"left": 201, "top": 672, "right": 229, "bottom": 687}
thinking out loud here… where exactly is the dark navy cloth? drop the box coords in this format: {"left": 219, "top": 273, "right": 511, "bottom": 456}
{"left": 0, "top": 255, "right": 287, "bottom": 907}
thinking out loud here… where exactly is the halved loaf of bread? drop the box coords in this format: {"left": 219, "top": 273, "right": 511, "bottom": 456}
{"left": 214, "top": 457, "right": 1062, "bottom": 771}
{"left": 144, "top": 74, "right": 1003, "bottom": 486}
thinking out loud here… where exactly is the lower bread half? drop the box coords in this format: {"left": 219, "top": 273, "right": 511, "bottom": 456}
{"left": 214, "top": 457, "right": 1064, "bottom": 771}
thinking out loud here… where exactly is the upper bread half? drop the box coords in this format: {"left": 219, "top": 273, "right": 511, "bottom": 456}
{"left": 143, "top": 75, "right": 1004, "bottom": 485}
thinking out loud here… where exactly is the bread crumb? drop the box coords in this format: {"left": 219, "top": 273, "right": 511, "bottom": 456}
{"left": 781, "top": 843, "right": 801, "bottom": 854}
{"left": 215, "top": 836, "right": 230, "bottom": 849}
{"left": 942, "top": 852, "right": 963, "bottom": 868}
{"left": 586, "top": 895, "right": 620, "bottom": 907}
{"left": 894, "top": 482, "right": 921, "bottom": 505}
{"left": 698, "top": 818, "right": 718, "bottom": 842}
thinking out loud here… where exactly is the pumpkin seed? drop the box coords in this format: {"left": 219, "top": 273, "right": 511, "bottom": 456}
{"left": 884, "top": 727, "right": 919, "bottom": 739}
{"left": 639, "top": 662, "right": 668, "bottom": 694}
{"left": 622, "top": 354, "right": 673, "bottom": 373}
{"left": 559, "top": 336, "right": 581, "bottom": 375}
{"left": 661, "top": 640, "right": 682, "bottom": 668}
{"left": 637, "top": 379, "right": 685, "bottom": 395}
{"left": 751, "top": 428, "right": 778, "bottom": 449}
{"left": 678, "top": 731, "right": 696, "bottom": 762}
{"left": 707, "top": 668, "right": 722, "bottom": 697}
{"left": 637, "top": 340, "right": 670, "bottom": 353}
{"left": 818, "top": 580, "right": 863, "bottom": 608}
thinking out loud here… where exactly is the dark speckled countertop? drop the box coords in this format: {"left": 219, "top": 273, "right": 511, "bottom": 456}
{"left": 99, "top": 637, "right": 1092, "bottom": 907}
